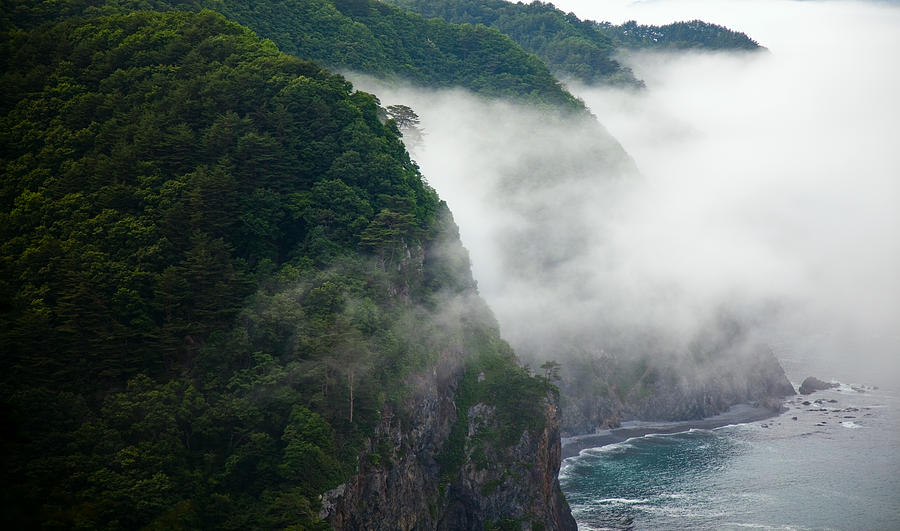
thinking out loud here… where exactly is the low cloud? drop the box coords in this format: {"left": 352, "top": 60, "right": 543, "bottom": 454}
{"left": 347, "top": 0, "right": 900, "bottom": 385}
{"left": 565, "top": 0, "right": 900, "bottom": 382}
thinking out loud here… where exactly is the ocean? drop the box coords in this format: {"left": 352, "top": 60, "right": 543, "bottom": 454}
{"left": 559, "top": 379, "right": 900, "bottom": 530}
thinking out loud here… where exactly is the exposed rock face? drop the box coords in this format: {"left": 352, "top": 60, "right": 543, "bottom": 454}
{"left": 799, "top": 376, "right": 839, "bottom": 395}
{"left": 320, "top": 349, "right": 460, "bottom": 530}
{"left": 441, "top": 396, "right": 575, "bottom": 531}
{"left": 322, "top": 209, "right": 575, "bottom": 530}
{"left": 321, "top": 350, "right": 575, "bottom": 530}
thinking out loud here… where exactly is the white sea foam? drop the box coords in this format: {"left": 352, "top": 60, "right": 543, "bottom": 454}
{"left": 641, "top": 504, "right": 728, "bottom": 519}
{"left": 644, "top": 432, "right": 674, "bottom": 439}
{"left": 580, "top": 442, "right": 635, "bottom": 456}
{"left": 659, "top": 493, "right": 688, "bottom": 500}
{"left": 841, "top": 421, "right": 861, "bottom": 429}
{"left": 713, "top": 422, "right": 755, "bottom": 432}
{"left": 644, "top": 427, "right": 708, "bottom": 439}
{"left": 574, "top": 524, "right": 621, "bottom": 531}
{"left": 724, "top": 523, "right": 803, "bottom": 530}
{"left": 595, "top": 497, "right": 649, "bottom": 505}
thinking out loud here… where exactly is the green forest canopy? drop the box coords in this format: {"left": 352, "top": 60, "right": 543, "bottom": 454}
{"left": 0, "top": 9, "right": 548, "bottom": 528}
{"left": 599, "top": 19, "right": 761, "bottom": 50}
{"left": 1, "top": 0, "right": 584, "bottom": 109}
{"left": 386, "top": 0, "right": 762, "bottom": 86}
{"left": 386, "top": 0, "right": 641, "bottom": 86}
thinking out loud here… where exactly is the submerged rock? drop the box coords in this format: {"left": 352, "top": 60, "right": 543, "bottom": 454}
{"left": 799, "top": 376, "right": 839, "bottom": 395}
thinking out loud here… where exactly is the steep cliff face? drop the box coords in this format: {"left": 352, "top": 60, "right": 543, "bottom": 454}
{"left": 320, "top": 348, "right": 461, "bottom": 529}
{"left": 0, "top": 11, "right": 576, "bottom": 527}
{"left": 441, "top": 395, "right": 574, "bottom": 531}
{"left": 322, "top": 351, "right": 575, "bottom": 530}
{"left": 322, "top": 212, "right": 575, "bottom": 530}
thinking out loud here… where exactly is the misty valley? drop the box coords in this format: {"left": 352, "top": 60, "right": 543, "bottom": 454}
{"left": 2, "top": 0, "right": 898, "bottom": 529}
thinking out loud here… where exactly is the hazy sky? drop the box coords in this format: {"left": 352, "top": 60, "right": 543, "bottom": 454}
{"left": 355, "top": 0, "right": 900, "bottom": 385}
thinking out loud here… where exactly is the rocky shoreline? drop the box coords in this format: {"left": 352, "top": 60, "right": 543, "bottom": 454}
{"left": 561, "top": 402, "right": 785, "bottom": 459}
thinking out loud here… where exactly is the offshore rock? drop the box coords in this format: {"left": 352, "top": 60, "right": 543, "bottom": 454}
{"left": 799, "top": 376, "right": 839, "bottom": 395}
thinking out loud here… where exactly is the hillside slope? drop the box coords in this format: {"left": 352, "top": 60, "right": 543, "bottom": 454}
{"left": 385, "top": 0, "right": 762, "bottom": 86}
{"left": 599, "top": 19, "right": 762, "bottom": 51}
{"left": 1, "top": 0, "right": 582, "bottom": 109}
{"left": 387, "top": 0, "right": 641, "bottom": 86}
{"left": 0, "top": 11, "right": 574, "bottom": 529}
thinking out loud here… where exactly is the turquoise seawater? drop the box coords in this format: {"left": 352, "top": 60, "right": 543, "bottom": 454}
{"left": 560, "top": 383, "right": 900, "bottom": 530}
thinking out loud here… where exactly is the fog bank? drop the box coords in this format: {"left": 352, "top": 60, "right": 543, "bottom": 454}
{"left": 560, "top": 0, "right": 900, "bottom": 383}
{"left": 350, "top": 0, "right": 900, "bottom": 385}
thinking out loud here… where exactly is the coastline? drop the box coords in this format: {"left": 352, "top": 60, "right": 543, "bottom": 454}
{"left": 561, "top": 403, "right": 784, "bottom": 459}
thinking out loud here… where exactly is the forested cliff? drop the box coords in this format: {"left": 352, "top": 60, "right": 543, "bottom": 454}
{"left": 1, "top": 0, "right": 791, "bottom": 528}
{"left": 1, "top": 0, "right": 581, "bottom": 108}
{"left": 0, "top": 9, "right": 574, "bottom": 529}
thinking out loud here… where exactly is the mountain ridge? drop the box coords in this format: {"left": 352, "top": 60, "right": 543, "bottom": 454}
{"left": 384, "top": 0, "right": 764, "bottom": 86}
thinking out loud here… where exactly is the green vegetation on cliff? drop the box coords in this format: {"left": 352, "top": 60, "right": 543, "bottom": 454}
{"left": 0, "top": 10, "right": 550, "bottom": 528}
{"left": 599, "top": 19, "right": 761, "bottom": 50}
{"left": 385, "top": 0, "right": 762, "bottom": 86}
{"left": 1, "top": 0, "right": 582, "bottom": 109}
{"left": 386, "top": 0, "right": 641, "bottom": 86}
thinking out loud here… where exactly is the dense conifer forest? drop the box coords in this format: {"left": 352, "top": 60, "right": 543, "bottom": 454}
{"left": 0, "top": 0, "right": 770, "bottom": 528}
{"left": 1, "top": 0, "right": 582, "bottom": 108}
{"left": 0, "top": 7, "right": 549, "bottom": 528}
{"left": 598, "top": 19, "right": 760, "bottom": 51}
{"left": 386, "top": 0, "right": 761, "bottom": 86}
{"left": 386, "top": 0, "right": 640, "bottom": 86}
